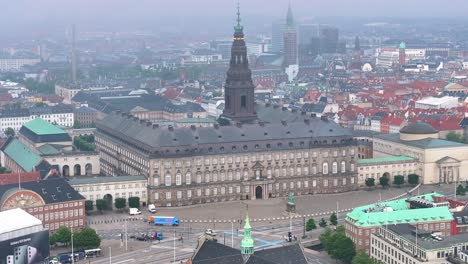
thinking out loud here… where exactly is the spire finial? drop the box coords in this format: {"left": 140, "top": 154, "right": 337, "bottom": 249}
{"left": 234, "top": 2, "right": 244, "bottom": 33}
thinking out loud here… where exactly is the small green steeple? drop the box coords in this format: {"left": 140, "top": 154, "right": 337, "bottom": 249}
{"left": 234, "top": 2, "right": 244, "bottom": 33}
{"left": 241, "top": 207, "right": 254, "bottom": 257}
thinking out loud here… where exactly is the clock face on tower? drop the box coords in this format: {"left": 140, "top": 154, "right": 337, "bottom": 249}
{"left": 1, "top": 190, "right": 45, "bottom": 210}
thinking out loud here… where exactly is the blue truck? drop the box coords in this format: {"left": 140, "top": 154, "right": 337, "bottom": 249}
{"left": 153, "top": 216, "right": 179, "bottom": 226}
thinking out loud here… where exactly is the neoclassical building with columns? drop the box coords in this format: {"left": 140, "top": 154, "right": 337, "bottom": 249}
{"left": 373, "top": 121, "right": 468, "bottom": 184}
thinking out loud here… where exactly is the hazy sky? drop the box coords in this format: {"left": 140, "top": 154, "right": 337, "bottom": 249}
{"left": 2, "top": 0, "right": 468, "bottom": 37}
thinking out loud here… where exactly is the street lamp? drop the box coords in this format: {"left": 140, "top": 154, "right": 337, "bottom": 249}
{"left": 109, "top": 246, "right": 112, "bottom": 264}
{"left": 71, "top": 232, "right": 74, "bottom": 264}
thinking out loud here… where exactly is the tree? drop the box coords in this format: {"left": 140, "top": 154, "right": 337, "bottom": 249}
{"left": 379, "top": 175, "right": 389, "bottom": 189}
{"left": 408, "top": 174, "right": 419, "bottom": 185}
{"left": 329, "top": 234, "right": 355, "bottom": 263}
{"left": 446, "top": 131, "right": 464, "bottom": 143}
{"left": 456, "top": 184, "right": 466, "bottom": 196}
{"left": 319, "top": 228, "right": 333, "bottom": 248}
{"left": 365, "top": 178, "right": 375, "bottom": 189}
{"left": 85, "top": 200, "right": 93, "bottom": 212}
{"left": 49, "top": 234, "right": 57, "bottom": 246}
{"left": 306, "top": 218, "right": 317, "bottom": 231}
{"left": 96, "top": 199, "right": 107, "bottom": 212}
{"left": 114, "top": 198, "right": 126, "bottom": 211}
{"left": 54, "top": 226, "right": 71, "bottom": 245}
{"left": 352, "top": 249, "right": 375, "bottom": 264}
{"left": 73, "top": 228, "right": 101, "bottom": 249}
{"left": 330, "top": 212, "right": 338, "bottom": 226}
{"left": 128, "top": 197, "right": 140, "bottom": 208}
{"left": 5, "top": 127, "right": 15, "bottom": 137}
{"left": 319, "top": 218, "right": 327, "bottom": 228}
{"left": 73, "top": 120, "right": 82, "bottom": 129}
{"left": 393, "top": 175, "right": 405, "bottom": 187}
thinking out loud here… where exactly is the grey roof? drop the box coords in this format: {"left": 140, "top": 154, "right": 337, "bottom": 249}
{"left": 192, "top": 240, "right": 308, "bottom": 264}
{"left": 375, "top": 133, "right": 467, "bottom": 149}
{"left": 387, "top": 224, "right": 468, "bottom": 250}
{"left": 74, "top": 106, "right": 98, "bottom": 114}
{"left": 301, "top": 103, "right": 326, "bottom": 113}
{"left": 400, "top": 121, "right": 438, "bottom": 134}
{"left": 96, "top": 110, "right": 354, "bottom": 157}
{"left": 68, "top": 175, "right": 147, "bottom": 185}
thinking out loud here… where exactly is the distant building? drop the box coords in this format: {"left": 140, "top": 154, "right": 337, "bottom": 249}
{"left": 376, "top": 47, "right": 425, "bottom": 68}
{"left": 415, "top": 96, "right": 459, "bottom": 110}
{"left": 0, "top": 104, "right": 74, "bottom": 136}
{"left": 356, "top": 156, "right": 418, "bottom": 186}
{"left": 371, "top": 223, "right": 468, "bottom": 264}
{"left": 298, "top": 24, "right": 318, "bottom": 45}
{"left": 271, "top": 22, "right": 287, "bottom": 53}
{"left": 282, "top": 2, "right": 298, "bottom": 68}
{"left": 0, "top": 177, "right": 86, "bottom": 232}
{"left": 0, "top": 52, "right": 40, "bottom": 72}
{"left": 319, "top": 25, "right": 339, "bottom": 54}
{"left": 345, "top": 192, "right": 454, "bottom": 252}
{"left": 73, "top": 106, "right": 98, "bottom": 128}
{"left": 69, "top": 175, "right": 147, "bottom": 209}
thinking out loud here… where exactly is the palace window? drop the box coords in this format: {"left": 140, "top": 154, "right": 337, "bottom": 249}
{"left": 176, "top": 173, "right": 182, "bottom": 186}
{"left": 323, "top": 163, "right": 329, "bottom": 174}
{"left": 341, "top": 161, "right": 346, "bottom": 173}
{"left": 186, "top": 172, "right": 192, "bottom": 185}
{"left": 332, "top": 162, "right": 338, "bottom": 174}
{"left": 165, "top": 174, "right": 171, "bottom": 186}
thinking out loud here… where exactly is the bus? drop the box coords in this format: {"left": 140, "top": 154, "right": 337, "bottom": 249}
{"left": 84, "top": 248, "right": 102, "bottom": 259}
{"left": 153, "top": 216, "right": 179, "bottom": 226}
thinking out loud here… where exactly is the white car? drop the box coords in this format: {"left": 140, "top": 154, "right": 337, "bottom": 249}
{"left": 129, "top": 208, "right": 142, "bottom": 215}
{"left": 205, "top": 229, "right": 217, "bottom": 236}
{"left": 148, "top": 204, "right": 157, "bottom": 213}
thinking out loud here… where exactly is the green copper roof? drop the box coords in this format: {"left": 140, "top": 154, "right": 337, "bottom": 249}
{"left": 241, "top": 210, "right": 254, "bottom": 254}
{"left": 345, "top": 193, "right": 452, "bottom": 227}
{"left": 234, "top": 3, "right": 243, "bottom": 33}
{"left": 399, "top": 42, "right": 406, "bottom": 49}
{"left": 3, "top": 139, "right": 41, "bottom": 171}
{"left": 23, "top": 118, "right": 67, "bottom": 135}
{"left": 357, "top": 156, "right": 415, "bottom": 164}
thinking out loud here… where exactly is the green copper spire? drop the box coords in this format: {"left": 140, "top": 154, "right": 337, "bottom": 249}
{"left": 286, "top": 0, "right": 294, "bottom": 28}
{"left": 234, "top": 2, "right": 243, "bottom": 33}
{"left": 241, "top": 207, "right": 254, "bottom": 256}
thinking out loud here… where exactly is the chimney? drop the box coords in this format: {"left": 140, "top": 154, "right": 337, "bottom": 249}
{"left": 304, "top": 119, "right": 310, "bottom": 125}
{"left": 281, "top": 120, "right": 287, "bottom": 126}
{"left": 190, "top": 125, "right": 196, "bottom": 131}
{"left": 282, "top": 107, "right": 287, "bottom": 111}
{"left": 168, "top": 125, "right": 174, "bottom": 131}
{"left": 140, "top": 119, "right": 145, "bottom": 124}
{"left": 146, "top": 121, "right": 152, "bottom": 127}
{"left": 291, "top": 109, "right": 297, "bottom": 113}
{"left": 236, "top": 122, "right": 242, "bottom": 128}
{"left": 115, "top": 110, "right": 121, "bottom": 114}
{"left": 71, "top": 24, "right": 77, "bottom": 83}
{"left": 311, "top": 113, "right": 317, "bottom": 118}
{"left": 133, "top": 117, "right": 139, "bottom": 121}
{"left": 273, "top": 105, "right": 279, "bottom": 109}
{"left": 301, "top": 111, "right": 306, "bottom": 115}
{"left": 259, "top": 121, "right": 265, "bottom": 127}
{"left": 214, "top": 124, "right": 219, "bottom": 129}
{"left": 265, "top": 102, "right": 271, "bottom": 107}
{"left": 321, "top": 116, "right": 328, "bottom": 121}
{"left": 152, "top": 124, "right": 159, "bottom": 129}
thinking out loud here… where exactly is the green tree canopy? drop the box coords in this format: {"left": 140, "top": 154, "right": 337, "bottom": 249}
{"left": 319, "top": 218, "right": 327, "bottom": 228}
{"left": 85, "top": 200, "right": 93, "bottom": 212}
{"left": 393, "top": 175, "right": 404, "bottom": 187}
{"left": 5, "top": 127, "right": 15, "bottom": 137}
{"left": 53, "top": 226, "right": 71, "bottom": 245}
{"left": 319, "top": 228, "right": 333, "bottom": 248}
{"left": 115, "top": 198, "right": 126, "bottom": 211}
{"left": 96, "top": 199, "right": 107, "bottom": 212}
{"left": 74, "top": 228, "right": 101, "bottom": 249}
{"left": 446, "top": 131, "right": 465, "bottom": 143}
{"left": 330, "top": 212, "right": 338, "bottom": 226}
{"left": 321, "top": 226, "right": 356, "bottom": 264}
{"left": 456, "top": 184, "right": 466, "bottom": 196}
{"left": 408, "top": 174, "right": 419, "bottom": 185}
{"left": 365, "top": 178, "right": 375, "bottom": 188}
{"left": 379, "top": 175, "right": 389, "bottom": 188}
{"left": 352, "top": 249, "right": 380, "bottom": 264}
{"left": 306, "top": 218, "right": 317, "bottom": 231}
{"left": 128, "top": 197, "right": 140, "bottom": 208}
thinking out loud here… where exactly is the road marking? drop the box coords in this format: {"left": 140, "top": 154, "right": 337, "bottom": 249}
{"left": 113, "top": 259, "right": 135, "bottom": 264}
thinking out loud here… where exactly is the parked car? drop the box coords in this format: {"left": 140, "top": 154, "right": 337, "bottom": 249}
{"left": 205, "top": 229, "right": 217, "bottom": 236}
{"left": 148, "top": 204, "right": 157, "bottom": 213}
{"left": 129, "top": 208, "right": 141, "bottom": 215}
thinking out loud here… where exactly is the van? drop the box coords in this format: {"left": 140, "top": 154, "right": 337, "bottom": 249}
{"left": 129, "top": 208, "right": 141, "bottom": 215}
{"left": 148, "top": 204, "right": 156, "bottom": 213}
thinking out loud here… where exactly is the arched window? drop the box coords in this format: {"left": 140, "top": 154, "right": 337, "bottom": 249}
{"left": 243, "top": 169, "right": 249, "bottom": 180}
{"left": 350, "top": 163, "right": 355, "bottom": 172}
{"left": 274, "top": 168, "right": 280, "bottom": 177}
{"left": 289, "top": 166, "right": 294, "bottom": 176}
{"left": 341, "top": 161, "right": 346, "bottom": 173}
{"left": 267, "top": 168, "right": 272, "bottom": 178}
{"left": 196, "top": 173, "right": 202, "bottom": 183}
{"left": 296, "top": 167, "right": 302, "bottom": 176}
{"left": 322, "top": 163, "right": 329, "bottom": 175}
{"left": 165, "top": 174, "right": 171, "bottom": 186}
{"left": 228, "top": 170, "right": 233, "bottom": 181}
{"left": 312, "top": 165, "right": 317, "bottom": 175}
{"left": 205, "top": 172, "right": 211, "bottom": 183}
{"left": 220, "top": 171, "right": 225, "bottom": 181}
{"left": 185, "top": 172, "right": 192, "bottom": 185}
{"left": 332, "top": 162, "right": 338, "bottom": 174}
{"left": 236, "top": 170, "right": 241, "bottom": 180}
{"left": 153, "top": 175, "right": 160, "bottom": 186}
{"left": 176, "top": 172, "right": 182, "bottom": 186}
{"left": 212, "top": 171, "right": 218, "bottom": 182}
{"left": 303, "top": 166, "right": 309, "bottom": 175}
{"left": 282, "top": 167, "right": 287, "bottom": 177}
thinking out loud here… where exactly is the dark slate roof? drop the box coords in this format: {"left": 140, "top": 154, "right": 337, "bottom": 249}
{"left": 0, "top": 177, "right": 85, "bottom": 205}
{"left": 96, "top": 111, "right": 353, "bottom": 157}
{"left": 301, "top": 103, "right": 326, "bottom": 113}
{"left": 192, "top": 240, "right": 308, "bottom": 264}
{"left": 375, "top": 133, "right": 467, "bottom": 149}
{"left": 72, "top": 93, "right": 205, "bottom": 114}
{"left": 400, "top": 121, "right": 438, "bottom": 134}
